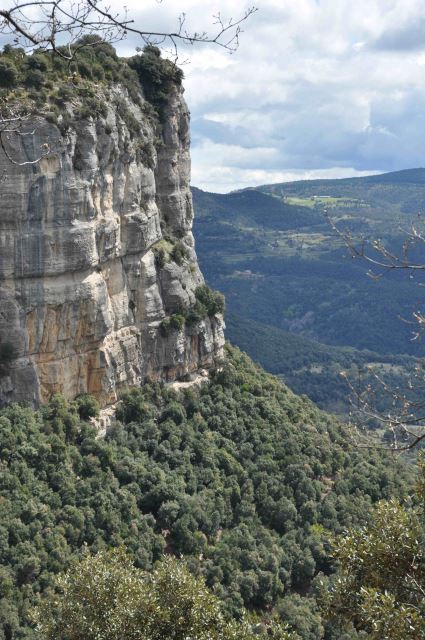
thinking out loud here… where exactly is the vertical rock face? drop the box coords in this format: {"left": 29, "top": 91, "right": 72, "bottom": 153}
{"left": 0, "top": 84, "right": 224, "bottom": 406}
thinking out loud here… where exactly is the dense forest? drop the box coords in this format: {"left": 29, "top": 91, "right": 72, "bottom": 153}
{"left": 0, "top": 347, "right": 412, "bottom": 639}
{"left": 192, "top": 174, "right": 425, "bottom": 416}
{"left": 192, "top": 176, "right": 425, "bottom": 359}
{"left": 225, "top": 315, "right": 419, "bottom": 417}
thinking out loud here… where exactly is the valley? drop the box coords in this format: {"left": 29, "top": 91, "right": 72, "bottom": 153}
{"left": 192, "top": 169, "right": 425, "bottom": 417}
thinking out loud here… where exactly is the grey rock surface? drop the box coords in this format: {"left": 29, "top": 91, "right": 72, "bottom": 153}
{"left": 0, "top": 84, "right": 224, "bottom": 406}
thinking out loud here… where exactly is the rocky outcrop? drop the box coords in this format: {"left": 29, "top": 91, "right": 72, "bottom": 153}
{"left": 0, "top": 83, "right": 224, "bottom": 406}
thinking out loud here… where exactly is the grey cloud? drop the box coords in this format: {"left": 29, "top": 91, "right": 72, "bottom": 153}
{"left": 113, "top": 2, "right": 425, "bottom": 189}
{"left": 371, "top": 17, "right": 425, "bottom": 51}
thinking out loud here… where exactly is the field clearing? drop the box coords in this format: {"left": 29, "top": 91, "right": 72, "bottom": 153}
{"left": 284, "top": 195, "right": 369, "bottom": 209}
{"left": 365, "top": 362, "right": 409, "bottom": 374}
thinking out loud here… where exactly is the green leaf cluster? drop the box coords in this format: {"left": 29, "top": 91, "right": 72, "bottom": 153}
{"left": 33, "top": 549, "right": 296, "bottom": 640}
{"left": 0, "top": 39, "right": 182, "bottom": 121}
{"left": 321, "top": 462, "right": 425, "bottom": 639}
{"left": 159, "top": 284, "right": 225, "bottom": 335}
{"left": 128, "top": 46, "right": 183, "bottom": 120}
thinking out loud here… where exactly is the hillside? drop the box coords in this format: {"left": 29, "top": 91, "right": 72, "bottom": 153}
{"left": 225, "top": 315, "right": 418, "bottom": 416}
{"left": 0, "top": 346, "right": 411, "bottom": 639}
{"left": 192, "top": 173, "right": 425, "bottom": 413}
{"left": 257, "top": 168, "right": 425, "bottom": 225}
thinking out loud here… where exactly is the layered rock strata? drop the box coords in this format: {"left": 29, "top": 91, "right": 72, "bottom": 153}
{"left": 0, "top": 84, "right": 224, "bottom": 406}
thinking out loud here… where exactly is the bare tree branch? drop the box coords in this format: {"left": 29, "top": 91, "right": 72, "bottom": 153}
{"left": 0, "top": 1, "right": 258, "bottom": 59}
{"left": 327, "top": 211, "right": 425, "bottom": 450}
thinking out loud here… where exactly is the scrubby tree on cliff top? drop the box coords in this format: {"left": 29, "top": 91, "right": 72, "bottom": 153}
{"left": 0, "top": 1, "right": 256, "bottom": 166}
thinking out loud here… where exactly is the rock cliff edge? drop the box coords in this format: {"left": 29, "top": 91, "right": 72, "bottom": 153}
{"left": 0, "top": 64, "right": 224, "bottom": 406}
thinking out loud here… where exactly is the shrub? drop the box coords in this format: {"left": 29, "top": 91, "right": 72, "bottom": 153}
{"left": 195, "top": 285, "right": 225, "bottom": 316}
{"left": 27, "top": 53, "right": 49, "bottom": 72}
{"left": 0, "top": 59, "right": 18, "bottom": 88}
{"left": 160, "top": 401, "right": 186, "bottom": 425}
{"left": 129, "top": 46, "right": 183, "bottom": 119}
{"left": 116, "top": 388, "right": 156, "bottom": 424}
{"left": 154, "top": 246, "right": 167, "bottom": 269}
{"left": 77, "top": 59, "right": 93, "bottom": 79}
{"left": 160, "top": 314, "right": 186, "bottom": 336}
{"left": 75, "top": 394, "right": 100, "bottom": 421}
{"left": 185, "top": 300, "right": 207, "bottom": 326}
{"left": 32, "top": 550, "right": 294, "bottom": 640}
{"left": 24, "top": 68, "right": 45, "bottom": 89}
{"left": 53, "top": 84, "right": 74, "bottom": 104}
{"left": 171, "top": 241, "right": 189, "bottom": 265}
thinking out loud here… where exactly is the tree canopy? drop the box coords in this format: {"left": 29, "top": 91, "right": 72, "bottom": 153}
{"left": 33, "top": 549, "right": 295, "bottom": 640}
{"left": 321, "top": 461, "right": 425, "bottom": 639}
{"left": 0, "top": 346, "right": 412, "bottom": 638}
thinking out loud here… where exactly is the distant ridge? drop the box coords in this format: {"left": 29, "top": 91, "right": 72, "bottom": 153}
{"left": 252, "top": 167, "right": 425, "bottom": 192}
{"left": 192, "top": 168, "right": 425, "bottom": 364}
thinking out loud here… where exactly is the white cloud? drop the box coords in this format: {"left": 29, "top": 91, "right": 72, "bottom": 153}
{"left": 190, "top": 163, "right": 377, "bottom": 193}
{"left": 178, "top": 0, "right": 425, "bottom": 190}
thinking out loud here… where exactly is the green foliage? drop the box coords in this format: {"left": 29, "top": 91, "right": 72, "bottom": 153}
{"left": 0, "top": 40, "right": 179, "bottom": 130}
{"left": 321, "top": 462, "right": 425, "bottom": 639}
{"left": 154, "top": 246, "right": 167, "bottom": 269}
{"left": 33, "top": 550, "right": 295, "bottom": 640}
{"left": 277, "top": 594, "right": 324, "bottom": 640}
{"left": 26, "top": 53, "right": 48, "bottom": 72}
{"left": 192, "top": 180, "right": 425, "bottom": 361}
{"left": 115, "top": 387, "right": 156, "bottom": 423}
{"left": 171, "top": 240, "right": 189, "bottom": 265}
{"left": 157, "top": 284, "right": 224, "bottom": 336}
{"left": 225, "top": 314, "right": 419, "bottom": 418}
{"left": 160, "top": 313, "right": 186, "bottom": 336}
{"left": 153, "top": 239, "right": 174, "bottom": 269}
{"left": 195, "top": 284, "right": 225, "bottom": 316}
{"left": 33, "top": 548, "right": 147, "bottom": 640}
{"left": 0, "top": 59, "right": 18, "bottom": 88}
{"left": 75, "top": 394, "right": 100, "bottom": 420}
{"left": 0, "top": 349, "right": 412, "bottom": 637}
{"left": 129, "top": 45, "right": 183, "bottom": 119}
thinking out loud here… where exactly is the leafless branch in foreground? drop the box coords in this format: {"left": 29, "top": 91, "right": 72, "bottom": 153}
{"left": 0, "top": 98, "right": 56, "bottom": 167}
{"left": 327, "top": 211, "right": 425, "bottom": 450}
{"left": 0, "top": 1, "right": 258, "bottom": 60}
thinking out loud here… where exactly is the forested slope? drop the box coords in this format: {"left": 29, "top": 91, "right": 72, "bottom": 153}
{"left": 225, "top": 315, "right": 418, "bottom": 416}
{"left": 0, "top": 347, "right": 410, "bottom": 639}
{"left": 192, "top": 181, "right": 425, "bottom": 359}
{"left": 192, "top": 177, "right": 425, "bottom": 416}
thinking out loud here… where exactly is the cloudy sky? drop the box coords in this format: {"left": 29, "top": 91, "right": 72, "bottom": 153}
{"left": 164, "top": 0, "right": 425, "bottom": 192}
{"left": 121, "top": 0, "right": 425, "bottom": 192}
{"left": 6, "top": 0, "right": 425, "bottom": 192}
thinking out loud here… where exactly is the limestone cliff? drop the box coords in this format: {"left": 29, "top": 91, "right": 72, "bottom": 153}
{"left": 0, "top": 77, "right": 224, "bottom": 406}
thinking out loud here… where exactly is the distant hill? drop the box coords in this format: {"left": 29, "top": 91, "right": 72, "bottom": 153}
{"left": 257, "top": 167, "right": 425, "bottom": 190}
{"left": 191, "top": 186, "right": 324, "bottom": 231}
{"left": 192, "top": 169, "right": 425, "bottom": 414}
{"left": 255, "top": 167, "right": 425, "bottom": 222}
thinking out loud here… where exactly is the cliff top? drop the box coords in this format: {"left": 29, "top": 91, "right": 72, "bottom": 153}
{"left": 0, "top": 38, "right": 183, "bottom": 120}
